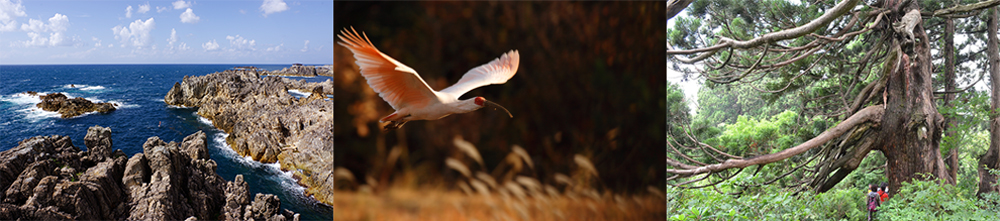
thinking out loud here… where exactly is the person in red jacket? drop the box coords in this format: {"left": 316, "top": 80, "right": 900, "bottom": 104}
{"left": 878, "top": 183, "right": 889, "bottom": 202}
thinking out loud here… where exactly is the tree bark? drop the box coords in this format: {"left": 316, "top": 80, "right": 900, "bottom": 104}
{"left": 943, "top": 13, "right": 959, "bottom": 185}
{"left": 978, "top": 7, "right": 1000, "bottom": 197}
{"left": 878, "top": 2, "right": 948, "bottom": 196}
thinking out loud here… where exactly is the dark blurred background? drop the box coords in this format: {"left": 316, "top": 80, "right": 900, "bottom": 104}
{"left": 334, "top": 1, "right": 665, "bottom": 194}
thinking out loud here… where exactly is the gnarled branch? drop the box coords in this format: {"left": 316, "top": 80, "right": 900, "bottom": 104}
{"left": 668, "top": 0, "right": 860, "bottom": 63}
{"left": 667, "top": 105, "right": 884, "bottom": 177}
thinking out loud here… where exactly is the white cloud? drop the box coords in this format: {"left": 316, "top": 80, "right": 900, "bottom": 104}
{"left": 93, "top": 37, "right": 102, "bottom": 47}
{"left": 172, "top": 0, "right": 190, "bottom": 9}
{"left": 266, "top": 43, "right": 282, "bottom": 52}
{"left": 180, "top": 8, "right": 199, "bottom": 23}
{"left": 108, "top": 43, "right": 113, "bottom": 48}
{"left": 125, "top": 5, "right": 133, "bottom": 18}
{"left": 22, "top": 31, "right": 46, "bottom": 46}
{"left": 239, "top": 9, "right": 246, "bottom": 14}
{"left": 202, "top": 39, "right": 219, "bottom": 51}
{"left": 300, "top": 40, "right": 308, "bottom": 52}
{"left": 18, "top": 13, "right": 77, "bottom": 47}
{"left": 168, "top": 28, "right": 177, "bottom": 45}
{"left": 177, "top": 42, "right": 189, "bottom": 51}
{"left": 112, "top": 18, "right": 155, "bottom": 48}
{"left": 0, "top": 0, "right": 27, "bottom": 32}
{"left": 20, "top": 18, "right": 44, "bottom": 32}
{"left": 226, "top": 35, "right": 255, "bottom": 51}
{"left": 156, "top": 6, "right": 169, "bottom": 13}
{"left": 138, "top": 3, "right": 150, "bottom": 14}
{"left": 260, "top": 0, "right": 288, "bottom": 17}
{"left": 48, "top": 31, "right": 75, "bottom": 46}
{"left": 0, "top": 20, "right": 16, "bottom": 31}
{"left": 47, "top": 13, "right": 68, "bottom": 32}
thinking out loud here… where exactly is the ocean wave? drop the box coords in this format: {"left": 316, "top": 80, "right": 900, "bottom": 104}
{"left": 287, "top": 89, "right": 311, "bottom": 98}
{"left": 2, "top": 92, "right": 59, "bottom": 122}
{"left": 107, "top": 101, "right": 139, "bottom": 108}
{"left": 80, "top": 86, "right": 106, "bottom": 91}
{"left": 209, "top": 132, "right": 306, "bottom": 196}
{"left": 2, "top": 92, "right": 43, "bottom": 105}
{"left": 62, "top": 84, "right": 106, "bottom": 91}
{"left": 197, "top": 114, "right": 213, "bottom": 126}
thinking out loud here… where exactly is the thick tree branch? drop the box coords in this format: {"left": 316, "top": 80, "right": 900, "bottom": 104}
{"left": 932, "top": 0, "right": 1000, "bottom": 17}
{"left": 667, "top": 105, "right": 884, "bottom": 176}
{"left": 667, "top": 0, "right": 695, "bottom": 20}
{"left": 721, "top": 0, "right": 859, "bottom": 49}
{"left": 668, "top": 0, "right": 860, "bottom": 62}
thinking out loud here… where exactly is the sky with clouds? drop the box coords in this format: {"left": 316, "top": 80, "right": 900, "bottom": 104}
{"left": 0, "top": 0, "right": 332, "bottom": 64}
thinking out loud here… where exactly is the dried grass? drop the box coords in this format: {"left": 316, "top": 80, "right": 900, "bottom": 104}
{"left": 554, "top": 173, "right": 574, "bottom": 187}
{"left": 446, "top": 158, "right": 472, "bottom": 178}
{"left": 573, "top": 154, "right": 599, "bottom": 177}
{"left": 470, "top": 179, "right": 490, "bottom": 197}
{"left": 476, "top": 172, "right": 498, "bottom": 189}
{"left": 334, "top": 167, "right": 356, "bottom": 183}
{"left": 504, "top": 182, "right": 527, "bottom": 202}
{"left": 333, "top": 188, "right": 666, "bottom": 220}
{"left": 515, "top": 176, "right": 541, "bottom": 194}
{"left": 453, "top": 136, "right": 484, "bottom": 167}
{"left": 511, "top": 145, "right": 533, "bottom": 169}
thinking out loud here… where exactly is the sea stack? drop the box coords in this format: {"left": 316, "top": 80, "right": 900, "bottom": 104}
{"left": 34, "top": 92, "right": 116, "bottom": 118}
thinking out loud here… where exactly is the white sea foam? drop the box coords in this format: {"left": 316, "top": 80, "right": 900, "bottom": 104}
{"left": 80, "top": 85, "right": 106, "bottom": 91}
{"left": 2, "top": 92, "right": 59, "bottom": 122}
{"left": 107, "top": 100, "right": 139, "bottom": 108}
{"left": 62, "top": 84, "right": 85, "bottom": 89}
{"left": 287, "top": 89, "right": 311, "bottom": 98}
{"left": 209, "top": 131, "right": 306, "bottom": 197}
{"left": 62, "top": 84, "right": 105, "bottom": 91}
{"left": 3, "top": 92, "right": 42, "bottom": 105}
{"left": 197, "top": 115, "right": 213, "bottom": 126}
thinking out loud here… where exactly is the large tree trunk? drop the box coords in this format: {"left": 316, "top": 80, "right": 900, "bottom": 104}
{"left": 878, "top": 4, "right": 948, "bottom": 196}
{"left": 943, "top": 12, "right": 960, "bottom": 185}
{"left": 979, "top": 7, "right": 1000, "bottom": 197}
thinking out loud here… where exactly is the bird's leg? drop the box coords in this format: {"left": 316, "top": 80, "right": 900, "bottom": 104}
{"left": 383, "top": 120, "right": 407, "bottom": 130}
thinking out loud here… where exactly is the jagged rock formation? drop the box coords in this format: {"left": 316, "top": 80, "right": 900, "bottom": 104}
{"left": 0, "top": 126, "right": 298, "bottom": 220}
{"left": 34, "top": 92, "right": 116, "bottom": 118}
{"left": 263, "top": 64, "right": 334, "bottom": 77}
{"left": 164, "top": 67, "right": 334, "bottom": 205}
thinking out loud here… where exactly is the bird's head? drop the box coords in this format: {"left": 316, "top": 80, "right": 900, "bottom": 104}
{"left": 474, "top": 96, "right": 512, "bottom": 118}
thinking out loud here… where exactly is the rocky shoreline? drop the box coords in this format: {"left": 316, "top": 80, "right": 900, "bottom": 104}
{"left": 0, "top": 126, "right": 298, "bottom": 220}
{"left": 27, "top": 92, "right": 117, "bottom": 118}
{"left": 234, "top": 64, "right": 334, "bottom": 77}
{"left": 163, "top": 67, "right": 334, "bottom": 206}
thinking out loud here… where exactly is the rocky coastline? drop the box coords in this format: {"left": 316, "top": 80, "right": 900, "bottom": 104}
{"left": 27, "top": 92, "right": 117, "bottom": 118}
{"left": 0, "top": 126, "right": 298, "bottom": 220}
{"left": 234, "top": 64, "right": 333, "bottom": 77}
{"left": 163, "top": 67, "right": 334, "bottom": 206}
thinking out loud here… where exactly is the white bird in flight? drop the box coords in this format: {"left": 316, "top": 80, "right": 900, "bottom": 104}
{"left": 337, "top": 27, "right": 519, "bottom": 130}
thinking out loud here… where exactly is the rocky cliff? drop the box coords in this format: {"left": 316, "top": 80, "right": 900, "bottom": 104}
{"left": 262, "top": 64, "right": 334, "bottom": 77}
{"left": 31, "top": 92, "right": 116, "bottom": 118}
{"left": 0, "top": 126, "right": 297, "bottom": 220}
{"left": 163, "top": 67, "right": 334, "bottom": 206}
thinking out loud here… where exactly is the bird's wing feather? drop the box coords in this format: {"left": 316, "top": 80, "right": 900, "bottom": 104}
{"left": 439, "top": 50, "right": 519, "bottom": 98}
{"left": 337, "top": 27, "right": 437, "bottom": 110}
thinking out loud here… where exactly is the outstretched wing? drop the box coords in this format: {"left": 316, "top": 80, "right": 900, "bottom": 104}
{"left": 337, "top": 27, "right": 437, "bottom": 110}
{"left": 439, "top": 50, "right": 520, "bottom": 98}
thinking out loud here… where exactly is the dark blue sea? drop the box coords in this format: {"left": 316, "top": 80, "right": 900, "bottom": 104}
{"left": 0, "top": 64, "right": 333, "bottom": 220}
